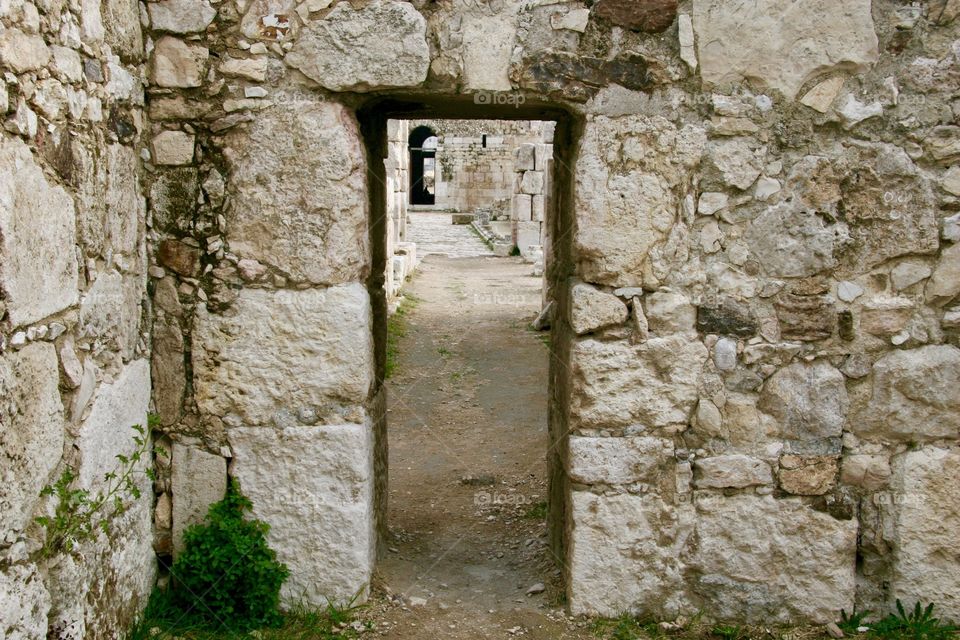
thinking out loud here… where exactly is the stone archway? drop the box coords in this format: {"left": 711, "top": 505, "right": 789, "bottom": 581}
{"left": 407, "top": 125, "right": 437, "bottom": 206}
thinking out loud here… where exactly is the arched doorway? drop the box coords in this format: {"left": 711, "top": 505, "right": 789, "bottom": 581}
{"left": 408, "top": 125, "right": 437, "bottom": 206}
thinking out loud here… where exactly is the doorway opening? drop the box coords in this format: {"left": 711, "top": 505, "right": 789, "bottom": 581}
{"left": 357, "top": 97, "right": 581, "bottom": 636}
{"left": 408, "top": 125, "right": 437, "bottom": 206}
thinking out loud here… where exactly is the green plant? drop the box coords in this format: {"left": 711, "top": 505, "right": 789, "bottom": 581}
{"left": 523, "top": 500, "right": 548, "bottom": 520}
{"left": 711, "top": 624, "right": 747, "bottom": 640}
{"left": 385, "top": 293, "right": 419, "bottom": 379}
{"left": 36, "top": 419, "right": 160, "bottom": 557}
{"left": 870, "top": 601, "right": 957, "bottom": 640}
{"left": 510, "top": 244, "right": 521, "bottom": 256}
{"left": 170, "top": 479, "right": 289, "bottom": 631}
{"left": 839, "top": 607, "right": 873, "bottom": 635}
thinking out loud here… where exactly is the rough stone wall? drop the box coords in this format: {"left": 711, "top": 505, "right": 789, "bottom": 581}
{"left": 140, "top": 0, "right": 960, "bottom": 627}
{"left": 411, "top": 119, "right": 548, "bottom": 213}
{"left": 0, "top": 0, "right": 155, "bottom": 634}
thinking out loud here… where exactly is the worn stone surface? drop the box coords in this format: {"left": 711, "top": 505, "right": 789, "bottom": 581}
{"left": 758, "top": 362, "right": 847, "bottom": 443}
{"left": 151, "top": 130, "right": 195, "bottom": 165}
{"left": 171, "top": 444, "right": 226, "bottom": 555}
{"left": 150, "top": 36, "right": 207, "bottom": 87}
{"left": 0, "top": 564, "right": 51, "bottom": 640}
{"left": 570, "top": 336, "right": 706, "bottom": 431}
{"left": 79, "top": 269, "right": 142, "bottom": 361}
{"left": 568, "top": 436, "right": 672, "bottom": 485}
{"left": 152, "top": 315, "right": 185, "bottom": 427}
{"left": 886, "top": 447, "right": 960, "bottom": 619}
{"left": 575, "top": 116, "right": 704, "bottom": 286}
{"left": 840, "top": 454, "right": 890, "bottom": 491}
{"left": 852, "top": 346, "right": 960, "bottom": 443}
{"left": 286, "top": 1, "right": 429, "bottom": 92}
{"left": 692, "top": 0, "right": 878, "bottom": 99}
{"left": 193, "top": 285, "right": 374, "bottom": 426}
{"left": 696, "top": 298, "right": 757, "bottom": 337}
{"left": 568, "top": 492, "right": 692, "bottom": 617}
{"left": 0, "top": 29, "right": 50, "bottom": 73}
{"left": 694, "top": 455, "right": 772, "bottom": 488}
{"left": 0, "top": 136, "right": 79, "bottom": 327}
{"left": 148, "top": 0, "right": 217, "bottom": 33}
{"left": 690, "top": 494, "right": 857, "bottom": 623}
{"left": 225, "top": 100, "right": 369, "bottom": 285}
{"left": 646, "top": 290, "right": 696, "bottom": 334}
{"left": 570, "top": 283, "right": 629, "bottom": 335}
{"left": 926, "top": 242, "right": 960, "bottom": 304}
{"left": 0, "top": 343, "right": 64, "bottom": 536}
{"left": 228, "top": 424, "right": 375, "bottom": 606}
{"left": 746, "top": 202, "right": 847, "bottom": 278}
{"left": 592, "top": 0, "right": 677, "bottom": 33}
{"left": 779, "top": 455, "right": 838, "bottom": 495}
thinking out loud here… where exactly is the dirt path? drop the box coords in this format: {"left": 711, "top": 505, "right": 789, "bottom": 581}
{"left": 365, "top": 255, "right": 595, "bottom": 639}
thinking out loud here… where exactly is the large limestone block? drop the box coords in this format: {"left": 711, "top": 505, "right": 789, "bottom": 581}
{"left": 285, "top": 1, "right": 429, "bottom": 92}
{"left": 0, "top": 564, "right": 51, "bottom": 640}
{"left": 852, "top": 345, "right": 960, "bottom": 443}
{"left": 148, "top": 0, "right": 217, "bottom": 33}
{"left": 568, "top": 436, "right": 672, "bottom": 485}
{"left": 76, "top": 360, "right": 151, "bottom": 491}
{"left": 0, "top": 136, "right": 79, "bottom": 327}
{"left": 570, "top": 336, "right": 707, "bottom": 431}
{"left": 193, "top": 285, "right": 374, "bottom": 426}
{"left": 692, "top": 0, "right": 878, "bottom": 99}
{"left": 151, "top": 315, "right": 185, "bottom": 427}
{"left": 171, "top": 444, "right": 226, "bottom": 555}
{"left": 887, "top": 447, "right": 960, "bottom": 620}
{"left": 568, "top": 492, "right": 693, "bottom": 617}
{"left": 79, "top": 269, "right": 143, "bottom": 361}
{"left": 0, "top": 343, "right": 65, "bottom": 536}
{"left": 746, "top": 201, "right": 849, "bottom": 278}
{"left": 569, "top": 282, "right": 628, "bottom": 335}
{"left": 575, "top": 116, "right": 705, "bottom": 287}
{"left": 150, "top": 36, "right": 207, "bottom": 87}
{"left": 225, "top": 101, "right": 369, "bottom": 285}
{"left": 758, "top": 362, "right": 848, "bottom": 443}
{"left": 690, "top": 494, "right": 857, "bottom": 623}
{"left": 0, "top": 29, "right": 50, "bottom": 73}
{"left": 461, "top": 11, "right": 516, "bottom": 91}
{"left": 693, "top": 455, "right": 772, "bottom": 489}
{"left": 228, "top": 424, "right": 375, "bottom": 606}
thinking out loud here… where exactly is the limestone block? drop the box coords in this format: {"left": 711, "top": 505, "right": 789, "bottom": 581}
{"left": 693, "top": 455, "right": 772, "bottom": 488}
{"left": 645, "top": 290, "right": 696, "bottom": 334}
{"left": 513, "top": 194, "right": 532, "bottom": 221}
{"left": 461, "top": 12, "right": 515, "bottom": 91}
{"left": 692, "top": 0, "right": 877, "bottom": 99}
{"left": 76, "top": 359, "right": 151, "bottom": 491}
{"left": 840, "top": 454, "right": 890, "bottom": 491}
{"left": 0, "top": 343, "right": 65, "bottom": 535}
{"left": 171, "top": 444, "right": 226, "bottom": 555}
{"left": 150, "top": 36, "right": 207, "bottom": 88}
{"left": 704, "top": 138, "right": 762, "bottom": 190}
{"left": 148, "top": 0, "right": 216, "bottom": 33}
{"left": 79, "top": 269, "right": 142, "bottom": 361}
{"left": 886, "top": 447, "right": 960, "bottom": 620}
{"left": 926, "top": 242, "right": 960, "bottom": 304}
{"left": 570, "top": 336, "right": 706, "bottom": 431}
{"left": 0, "top": 136, "right": 79, "bottom": 327}
{"left": 800, "top": 77, "right": 844, "bottom": 113}
{"left": 152, "top": 315, "right": 185, "bottom": 427}
{"left": 531, "top": 194, "right": 545, "bottom": 222}
{"left": 570, "top": 282, "right": 628, "bottom": 335}
{"left": 757, "top": 362, "right": 847, "bottom": 443}
{"left": 224, "top": 100, "right": 368, "bottom": 285}
{"left": 102, "top": 0, "right": 144, "bottom": 59}
{"left": 891, "top": 260, "right": 932, "bottom": 291}
{"left": 219, "top": 56, "right": 267, "bottom": 82}
{"left": 285, "top": 0, "right": 429, "bottom": 92}
{"left": 860, "top": 297, "right": 914, "bottom": 336}
{"left": 568, "top": 436, "right": 672, "bottom": 485}
{"left": 851, "top": 345, "right": 960, "bottom": 443}
{"left": 228, "top": 424, "right": 375, "bottom": 606}
{"left": 778, "top": 455, "right": 838, "bottom": 495}
{"left": 520, "top": 170, "right": 545, "bottom": 195}
{"left": 516, "top": 144, "right": 536, "bottom": 171}
{"left": 568, "top": 492, "right": 693, "bottom": 617}
{"left": 0, "top": 564, "right": 51, "bottom": 640}
{"left": 690, "top": 494, "right": 857, "bottom": 623}
{"left": 576, "top": 116, "right": 704, "bottom": 287}
{"left": 151, "top": 130, "right": 195, "bottom": 165}
{"left": 0, "top": 29, "right": 50, "bottom": 73}
{"left": 193, "top": 285, "right": 374, "bottom": 426}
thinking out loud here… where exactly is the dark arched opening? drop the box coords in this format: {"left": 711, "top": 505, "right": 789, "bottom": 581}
{"left": 408, "top": 125, "right": 437, "bottom": 206}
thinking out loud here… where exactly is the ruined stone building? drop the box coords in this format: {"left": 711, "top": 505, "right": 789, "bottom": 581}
{"left": 2, "top": 0, "right": 960, "bottom": 636}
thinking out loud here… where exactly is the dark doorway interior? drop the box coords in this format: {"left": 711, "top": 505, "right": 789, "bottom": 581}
{"left": 409, "top": 125, "right": 437, "bottom": 205}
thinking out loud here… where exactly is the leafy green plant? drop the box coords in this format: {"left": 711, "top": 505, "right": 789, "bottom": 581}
{"left": 839, "top": 607, "right": 873, "bottom": 635}
{"left": 870, "top": 601, "right": 957, "bottom": 640}
{"left": 170, "top": 479, "right": 289, "bottom": 631}
{"left": 711, "top": 624, "right": 747, "bottom": 640}
{"left": 36, "top": 419, "right": 160, "bottom": 557}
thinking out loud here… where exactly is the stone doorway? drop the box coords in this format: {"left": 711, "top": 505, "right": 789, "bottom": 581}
{"left": 356, "top": 99, "right": 581, "bottom": 621}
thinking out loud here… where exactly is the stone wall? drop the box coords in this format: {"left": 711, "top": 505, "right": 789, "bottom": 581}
{"left": 143, "top": 0, "right": 960, "bottom": 624}
{"left": 0, "top": 0, "right": 155, "bottom": 634}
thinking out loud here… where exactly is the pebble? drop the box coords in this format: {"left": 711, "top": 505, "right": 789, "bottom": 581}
{"left": 525, "top": 582, "right": 545, "bottom": 595}
{"left": 826, "top": 622, "right": 845, "bottom": 638}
